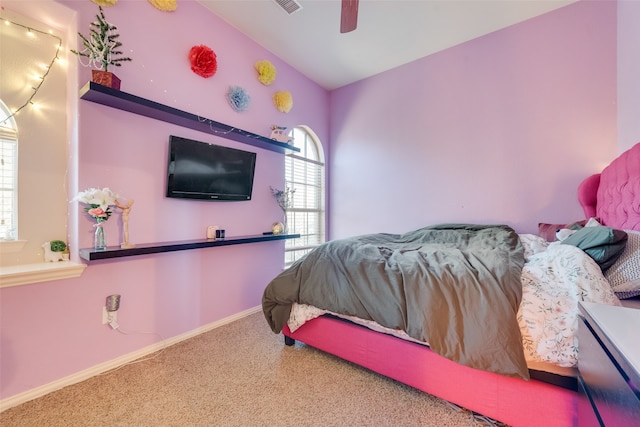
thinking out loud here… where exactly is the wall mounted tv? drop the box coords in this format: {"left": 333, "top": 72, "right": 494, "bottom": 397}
{"left": 166, "top": 135, "right": 257, "bottom": 201}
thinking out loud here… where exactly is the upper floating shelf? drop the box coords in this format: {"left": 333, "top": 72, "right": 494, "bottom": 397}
{"left": 79, "top": 81, "right": 300, "bottom": 154}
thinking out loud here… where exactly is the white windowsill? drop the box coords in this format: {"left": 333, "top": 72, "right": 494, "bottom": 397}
{"left": 0, "top": 261, "right": 86, "bottom": 288}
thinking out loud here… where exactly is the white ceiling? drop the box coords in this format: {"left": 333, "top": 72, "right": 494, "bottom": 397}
{"left": 197, "top": 0, "right": 576, "bottom": 90}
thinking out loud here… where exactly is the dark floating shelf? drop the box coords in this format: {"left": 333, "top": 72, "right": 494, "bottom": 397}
{"left": 79, "top": 81, "right": 300, "bottom": 154}
{"left": 79, "top": 233, "right": 300, "bottom": 261}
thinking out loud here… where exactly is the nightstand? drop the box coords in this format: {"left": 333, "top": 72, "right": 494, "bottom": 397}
{"left": 578, "top": 302, "right": 640, "bottom": 426}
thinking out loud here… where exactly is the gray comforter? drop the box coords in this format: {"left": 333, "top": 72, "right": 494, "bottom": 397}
{"left": 262, "top": 224, "right": 529, "bottom": 379}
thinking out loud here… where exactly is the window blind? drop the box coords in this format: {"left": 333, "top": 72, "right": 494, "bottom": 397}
{"left": 284, "top": 127, "right": 325, "bottom": 265}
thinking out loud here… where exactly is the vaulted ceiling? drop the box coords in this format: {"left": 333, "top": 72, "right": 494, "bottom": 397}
{"left": 198, "top": 0, "right": 577, "bottom": 90}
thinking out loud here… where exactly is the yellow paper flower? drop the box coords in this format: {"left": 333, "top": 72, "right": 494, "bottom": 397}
{"left": 255, "top": 60, "right": 276, "bottom": 85}
{"left": 91, "top": 0, "right": 118, "bottom": 6}
{"left": 273, "top": 91, "right": 293, "bottom": 113}
{"left": 148, "top": 0, "right": 177, "bottom": 12}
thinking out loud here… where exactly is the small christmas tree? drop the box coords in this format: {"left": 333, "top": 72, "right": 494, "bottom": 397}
{"left": 71, "top": 7, "right": 132, "bottom": 72}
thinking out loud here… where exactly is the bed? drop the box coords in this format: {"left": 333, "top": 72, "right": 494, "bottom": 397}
{"left": 262, "top": 143, "right": 640, "bottom": 427}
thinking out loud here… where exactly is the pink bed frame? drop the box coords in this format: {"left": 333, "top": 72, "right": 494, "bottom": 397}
{"left": 282, "top": 143, "right": 640, "bottom": 427}
{"left": 284, "top": 319, "right": 574, "bottom": 427}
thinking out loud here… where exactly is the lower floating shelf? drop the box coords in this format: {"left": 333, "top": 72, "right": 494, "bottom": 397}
{"left": 79, "top": 233, "right": 300, "bottom": 261}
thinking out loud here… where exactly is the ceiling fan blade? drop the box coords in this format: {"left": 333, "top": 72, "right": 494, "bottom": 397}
{"left": 340, "top": 0, "right": 359, "bottom": 33}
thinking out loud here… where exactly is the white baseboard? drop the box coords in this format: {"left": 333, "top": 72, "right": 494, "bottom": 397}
{"left": 0, "top": 306, "right": 262, "bottom": 413}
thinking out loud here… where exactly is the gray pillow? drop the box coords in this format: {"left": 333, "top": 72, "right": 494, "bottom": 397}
{"left": 604, "top": 231, "right": 640, "bottom": 299}
{"left": 562, "top": 226, "right": 628, "bottom": 271}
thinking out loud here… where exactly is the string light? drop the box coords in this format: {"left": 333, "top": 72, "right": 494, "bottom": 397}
{"left": 195, "top": 116, "right": 270, "bottom": 142}
{"left": 0, "top": 16, "right": 62, "bottom": 126}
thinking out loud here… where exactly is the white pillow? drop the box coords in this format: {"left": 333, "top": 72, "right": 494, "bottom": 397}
{"left": 585, "top": 217, "right": 602, "bottom": 227}
{"left": 604, "top": 230, "right": 640, "bottom": 299}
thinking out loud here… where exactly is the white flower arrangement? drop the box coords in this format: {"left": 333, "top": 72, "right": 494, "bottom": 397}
{"left": 74, "top": 187, "right": 119, "bottom": 223}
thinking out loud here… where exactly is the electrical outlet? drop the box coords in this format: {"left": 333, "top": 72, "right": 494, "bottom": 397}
{"left": 102, "top": 306, "right": 118, "bottom": 326}
{"left": 102, "top": 295, "right": 121, "bottom": 328}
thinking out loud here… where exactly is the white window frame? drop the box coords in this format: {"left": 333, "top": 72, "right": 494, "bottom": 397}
{"left": 0, "top": 100, "right": 18, "bottom": 242}
{"left": 284, "top": 126, "right": 325, "bottom": 266}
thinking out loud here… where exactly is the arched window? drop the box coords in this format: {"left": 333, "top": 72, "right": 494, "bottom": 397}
{"left": 0, "top": 100, "right": 18, "bottom": 241}
{"left": 285, "top": 126, "right": 325, "bottom": 266}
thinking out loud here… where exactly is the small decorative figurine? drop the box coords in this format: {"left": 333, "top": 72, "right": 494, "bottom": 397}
{"left": 115, "top": 198, "right": 135, "bottom": 249}
{"left": 270, "top": 125, "right": 292, "bottom": 144}
{"left": 43, "top": 240, "right": 68, "bottom": 262}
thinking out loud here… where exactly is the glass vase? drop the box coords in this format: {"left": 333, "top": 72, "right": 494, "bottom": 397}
{"left": 94, "top": 224, "right": 106, "bottom": 250}
{"left": 282, "top": 212, "right": 289, "bottom": 235}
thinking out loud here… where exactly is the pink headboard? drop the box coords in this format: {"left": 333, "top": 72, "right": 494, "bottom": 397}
{"left": 578, "top": 143, "right": 640, "bottom": 231}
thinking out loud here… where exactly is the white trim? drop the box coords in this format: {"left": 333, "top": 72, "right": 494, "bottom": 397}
{"left": 0, "top": 305, "right": 262, "bottom": 412}
{"left": 286, "top": 153, "right": 324, "bottom": 166}
{"left": 0, "top": 261, "right": 86, "bottom": 288}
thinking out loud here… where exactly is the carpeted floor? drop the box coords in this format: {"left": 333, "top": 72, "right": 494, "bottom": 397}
{"left": 0, "top": 312, "right": 506, "bottom": 426}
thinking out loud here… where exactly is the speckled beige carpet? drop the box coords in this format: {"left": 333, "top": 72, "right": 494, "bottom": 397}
{"left": 0, "top": 312, "right": 506, "bottom": 426}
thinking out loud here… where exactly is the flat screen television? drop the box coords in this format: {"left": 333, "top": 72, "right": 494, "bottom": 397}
{"left": 166, "top": 135, "right": 257, "bottom": 201}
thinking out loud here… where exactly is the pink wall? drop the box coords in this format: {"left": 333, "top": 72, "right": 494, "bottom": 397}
{"left": 0, "top": 0, "right": 328, "bottom": 401}
{"left": 329, "top": 0, "right": 617, "bottom": 239}
{"left": 618, "top": 0, "right": 640, "bottom": 152}
{"left": 0, "top": 0, "right": 629, "bottom": 405}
